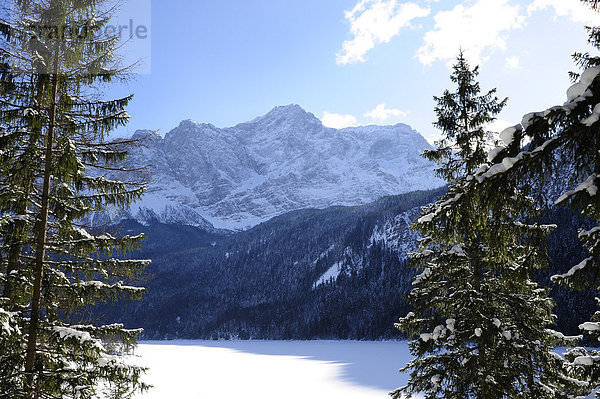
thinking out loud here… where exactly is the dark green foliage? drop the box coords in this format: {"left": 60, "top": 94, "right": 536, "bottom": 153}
{"left": 432, "top": 2, "right": 600, "bottom": 396}
{"left": 0, "top": 0, "right": 149, "bottom": 397}
{"left": 396, "top": 55, "right": 582, "bottom": 399}
{"left": 424, "top": 50, "right": 507, "bottom": 182}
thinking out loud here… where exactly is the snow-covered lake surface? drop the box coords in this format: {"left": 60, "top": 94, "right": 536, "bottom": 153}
{"left": 134, "top": 340, "right": 413, "bottom": 399}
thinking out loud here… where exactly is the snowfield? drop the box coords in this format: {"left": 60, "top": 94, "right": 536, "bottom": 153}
{"left": 133, "top": 340, "right": 416, "bottom": 399}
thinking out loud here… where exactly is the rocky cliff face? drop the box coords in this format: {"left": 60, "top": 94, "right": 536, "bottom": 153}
{"left": 107, "top": 104, "right": 443, "bottom": 230}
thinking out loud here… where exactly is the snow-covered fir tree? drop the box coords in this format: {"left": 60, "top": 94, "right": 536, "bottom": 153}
{"left": 0, "top": 1, "right": 150, "bottom": 397}
{"left": 394, "top": 53, "right": 585, "bottom": 398}
{"left": 464, "top": 2, "right": 600, "bottom": 396}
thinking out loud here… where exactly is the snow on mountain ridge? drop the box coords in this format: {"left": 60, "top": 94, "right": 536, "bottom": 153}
{"left": 131, "top": 129, "right": 162, "bottom": 141}
{"left": 116, "top": 105, "right": 444, "bottom": 230}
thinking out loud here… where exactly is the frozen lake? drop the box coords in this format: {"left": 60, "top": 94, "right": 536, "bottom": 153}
{"left": 134, "top": 340, "right": 413, "bottom": 399}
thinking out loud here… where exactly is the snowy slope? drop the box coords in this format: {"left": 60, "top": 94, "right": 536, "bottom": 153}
{"left": 112, "top": 105, "right": 443, "bottom": 230}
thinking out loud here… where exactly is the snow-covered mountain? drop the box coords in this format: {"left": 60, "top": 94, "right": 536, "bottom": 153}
{"left": 108, "top": 104, "right": 443, "bottom": 230}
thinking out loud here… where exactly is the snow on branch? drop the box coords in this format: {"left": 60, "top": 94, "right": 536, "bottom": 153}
{"left": 417, "top": 193, "right": 464, "bottom": 224}
{"left": 579, "top": 226, "right": 600, "bottom": 240}
{"left": 567, "top": 67, "right": 600, "bottom": 103}
{"left": 551, "top": 257, "right": 592, "bottom": 282}
{"left": 580, "top": 322, "right": 600, "bottom": 332}
{"left": 556, "top": 174, "right": 599, "bottom": 205}
{"left": 545, "top": 329, "right": 582, "bottom": 343}
{"left": 52, "top": 326, "right": 105, "bottom": 350}
{"left": 78, "top": 280, "right": 145, "bottom": 293}
{"left": 574, "top": 355, "right": 600, "bottom": 366}
{"left": 472, "top": 66, "right": 600, "bottom": 189}
{"left": 499, "top": 125, "right": 522, "bottom": 146}
{"left": 0, "top": 308, "right": 19, "bottom": 336}
{"left": 487, "top": 146, "right": 506, "bottom": 163}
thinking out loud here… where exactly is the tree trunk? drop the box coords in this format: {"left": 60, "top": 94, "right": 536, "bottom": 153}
{"left": 473, "top": 251, "right": 486, "bottom": 398}
{"left": 24, "top": 38, "right": 60, "bottom": 396}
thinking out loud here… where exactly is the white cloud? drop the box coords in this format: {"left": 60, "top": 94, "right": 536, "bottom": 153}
{"left": 364, "top": 103, "right": 408, "bottom": 122}
{"left": 506, "top": 55, "right": 521, "bottom": 68}
{"left": 528, "top": 0, "right": 600, "bottom": 25}
{"left": 337, "top": 0, "right": 430, "bottom": 65}
{"left": 322, "top": 112, "right": 360, "bottom": 129}
{"left": 416, "top": 0, "right": 525, "bottom": 66}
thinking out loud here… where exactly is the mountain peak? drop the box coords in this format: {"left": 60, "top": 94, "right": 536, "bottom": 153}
{"left": 177, "top": 119, "right": 200, "bottom": 129}
{"left": 164, "top": 120, "right": 219, "bottom": 142}
{"left": 269, "top": 103, "right": 305, "bottom": 113}
{"left": 132, "top": 129, "right": 162, "bottom": 142}
{"left": 117, "top": 105, "right": 443, "bottom": 230}
{"left": 253, "top": 104, "right": 321, "bottom": 127}
{"left": 174, "top": 119, "right": 216, "bottom": 129}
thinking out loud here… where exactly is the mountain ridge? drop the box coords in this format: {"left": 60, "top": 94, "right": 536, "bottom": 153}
{"left": 103, "top": 104, "right": 444, "bottom": 230}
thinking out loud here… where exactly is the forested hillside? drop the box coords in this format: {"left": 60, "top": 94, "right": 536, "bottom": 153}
{"left": 97, "top": 187, "right": 596, "bottom": 341}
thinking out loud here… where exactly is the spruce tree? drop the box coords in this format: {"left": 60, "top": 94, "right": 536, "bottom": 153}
{"left": 0, "top": 1, "right": 150, "bottom": 398}
{"left": 423, "top": 50, "right": 505, "bottom": 182}
{"left": 459, "top": 3, "right": 600, "bottom": 396}
{"left": 394, "top": 53, "right": 582, "bottom": 398}
{"left": 450, "top": 2, "right": 600, "bottom": 396}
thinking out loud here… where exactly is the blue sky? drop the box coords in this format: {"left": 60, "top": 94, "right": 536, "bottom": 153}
{"left": 109, "top": 0, "right": 600, "bottom": 142}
